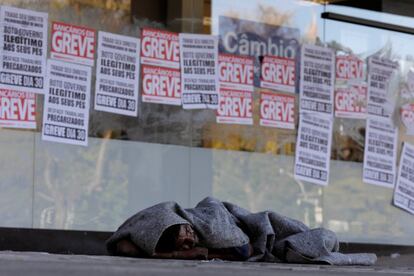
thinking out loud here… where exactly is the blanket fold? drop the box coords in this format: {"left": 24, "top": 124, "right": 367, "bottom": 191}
{"left": 107, "top": 197, "right": 377, "bottom": 265}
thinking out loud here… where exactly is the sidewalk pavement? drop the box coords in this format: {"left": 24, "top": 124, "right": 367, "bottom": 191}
{"left": 0, "top": 251, "right": 413, "bottom": 276}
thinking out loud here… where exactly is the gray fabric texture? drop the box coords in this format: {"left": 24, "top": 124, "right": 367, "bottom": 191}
{"left": 106, "top": 197, "right": 377, "bottom": 265}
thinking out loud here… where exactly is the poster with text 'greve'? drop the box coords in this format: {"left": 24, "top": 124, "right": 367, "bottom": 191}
{"left": 42, "top": 60, "right": 91, "bottom": 146}
{"left": 0, "top": 89, "right": 36, "bottom": 129}
{"left": 363, "top": 118, "right": 398, "bottom": 188}
{"left": 180, "top": 33, "right": 219, "bottom": 109}
{"left": 218, "top": 54, "right": 254, "bottom": 92}
{"left": 51, "top": 21, "right": 96, "bottom": 66}
{"left": 299, "top": 44, "right": 335, "bottom": 117}
{"left": 394, "top": 143, "right": 414, "bottom": 215}
{"left": 0, "top": 6, "right": 48, "bottom": 94}
{"left": 95, "top": 31, "right": 140, "bottom": 116}
{"left": 260, "top": 56, "right": 295, "bottom": 93}
{"left": 140, "top": 28, "right": 181, "bottom": 105}
{"left": 217, "top": 89, "right": 252, "bottom": 125}
{"left": 140, "top": 28, "right": 180, "bottom": 69}
{"left": 141, "top": 65, "right": 181, "bottom": 105}
{"left": 334, "top": 83, "right": 367, "bottom": 119}
{"left": 294, "top": 113, "right": 333, "bottom": 186}
{"left": 217, "top": 54, "right": 254, "bottom": 125}
{"left": 336, "top": 54, "right": 365, "bottom": 83}
{"left": 259, "top": 91, "right": 295, "bottom": 130}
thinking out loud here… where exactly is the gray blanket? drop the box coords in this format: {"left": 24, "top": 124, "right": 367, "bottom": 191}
{"left": 107, "top": 197, "right": 376, "bottom": 265}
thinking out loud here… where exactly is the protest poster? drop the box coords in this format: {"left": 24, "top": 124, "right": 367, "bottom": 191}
{"left": 299, "top": 44, "right": 335, "bottom": 117}
{"left": 0, "top": 6, "right": 48, "bottom": 94}
{"left": 140, "top": 28, "right": 180, "bottom": 69}
{"left": 218, "top": 16, "right": 300, "bottom": 86}
{"left": 334, "top": 83, "right": 367, "bottom": 119}
{"left": 0, "top": 89, "right": 36, "bottom": 129}
{"left": 180, "top": 33, "right": 219, "bottom": 109}
{"left": 42, "top": 59, "right": 91, "bottom": 146}
{"left": 216, "top": 54, "right": 253, "bottom": 125}
{"left": 94, "top": 31, "right": 140, "bottom": 116}
{"left": 259, "top": 91, "right": 295, "bottom": 129}
{"left": 260, "top": 56, "right": 295, "bottom": 93}
{"left": 336, "top": 54, "right": 365, "bottom": 83}
{"left": 218, "top": 54, "right": 254, "bottom": 92}
{"left": 217, "top": 90, "right": 252, "bottom": 125}
{"left": 294, "top": 112, "right": 333, "bottom": 186}
{"left": 393, "top": 143, "right": 414, "bottom": 215}
{"left": 51, "top": 21, "right": 96, "bottom": 66}
{"left": 367, "top": 56, "right": 399, "bottom": 121}
{"left": 363, "top": 118, "right": 398, "bottom": 188}
{"left": 401, "top": 103, "right": 414, "bottom": 135}
{"left": 142, "top": 65, "right": 181, "bottom": 105}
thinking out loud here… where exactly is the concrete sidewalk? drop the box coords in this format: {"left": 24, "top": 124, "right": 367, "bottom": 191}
{"left": 0, "top": 251, "right": 413, "bottom": 276}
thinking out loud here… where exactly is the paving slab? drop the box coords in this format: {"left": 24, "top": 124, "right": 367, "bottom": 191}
{"left": 0, "top": 251, "right": 413, "bottom": 276}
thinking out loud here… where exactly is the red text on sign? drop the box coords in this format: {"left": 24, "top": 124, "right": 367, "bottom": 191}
{"left": 335, "top": 84, "right": 367, "bottom": 113}
{"left": 336, "top": 55, "right": 364, "bottom": 80}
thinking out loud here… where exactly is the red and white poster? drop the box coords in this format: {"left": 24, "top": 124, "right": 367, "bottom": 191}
{"left": 0, "top": 89, "right": 36, "bottom": 129}
{"left": 140, "top": 28, "right": 180, "bottom": 105}
{"left": 401, "top": 103, "right": 414, "bottom": 135}
{"left": 217, "top": 90, "right": 252, "bottom": 125}
{"left": 142, "top": 65, "right": 181, "bottom": 105}
{"left": 217, "top": 54, "right": 254, "bottom": 125}
{"left": 335, "top": 83, "right": 367, "bottom": 119}
{"left": 336, "top": 54, "right": 365, "bottom": 82}
{"left": 51, "top": 22, "right": 96, "bottom": 66}
{"left": 259, "top": 91, "right": 295, "bottom": 129}
{"left": 218, "top": 54, "right": 254, "bottom": 92}
{"left": 260, "top": 56, "right": 295, "bottom": 93}
{"left": 140, "top": 28, "right": 180, "bottom": 69}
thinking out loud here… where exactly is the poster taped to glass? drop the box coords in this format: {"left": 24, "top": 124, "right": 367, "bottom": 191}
{"left": 180, "top": 33, "right": 219, "bottom": 109}
{"left": 95, "top": 31, "right": 140, "bottom": 116}
{"left": 394, "top": 142, "right": 414, "bottom": 215}
{"left": 0, "top": 6, "right": 48, "bottom": 94}
{"left": 51, "top": 21, "right": 96, "bottom": 66}
{"left": 299, "top": 44, "right": 335, "bottom": 117}
{"left": 0, "top": 89, "right": 36, "bottom": 129}
{"left": 42, "top": 59, "right": 91, "bottom": 146}
{"left": 363, "top": 118, "right": 398, "bottom": 188}
{"left": 294, "top": 113, "right": 333, "bottom": 186}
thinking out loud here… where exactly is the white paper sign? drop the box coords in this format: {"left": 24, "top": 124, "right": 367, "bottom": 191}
{"left": 363, "top": 118, "right": 398, "bottom": 188}
{"left": 294, "top": 113, "right": 333, "bottom": 186}
{"left": 42, "top": 60, "right": 91, "bottom": 146}
{"left": 367, "top": 56, "right": 399, "bottom": 121}
{"left": 180, "top": 33, "right": 219, "bottom": 109}
{"left": 0, "top": 6, "right": 48, "bottom": 94}
{"left": 94, "top": 31, "right": 140, "bottom": 116}
{"left": 394, "top": 143, "right": 414, "bottom": 215}
{"left": 299, "top": 44, "right": 335, "bottom": 117}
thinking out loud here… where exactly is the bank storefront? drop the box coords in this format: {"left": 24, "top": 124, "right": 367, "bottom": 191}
{"left": 0, "top": 0, "right": 413, "bottom": 249}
